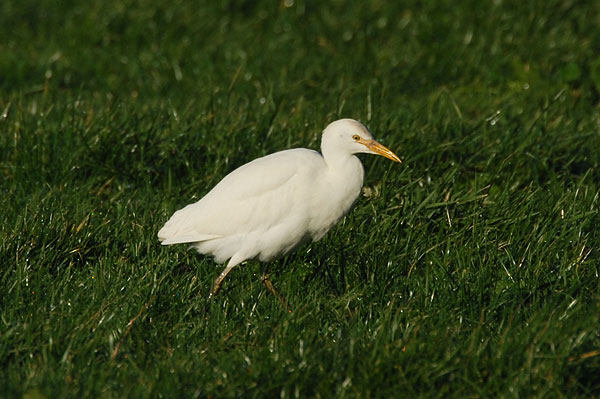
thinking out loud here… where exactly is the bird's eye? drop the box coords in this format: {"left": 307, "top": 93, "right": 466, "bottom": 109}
{"left": 352, "top": 134, "right": 361, "bottom": 141}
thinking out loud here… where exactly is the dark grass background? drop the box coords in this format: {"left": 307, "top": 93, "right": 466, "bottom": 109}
{"left": 1, "top": 0, "right": 599, "bottom": 397}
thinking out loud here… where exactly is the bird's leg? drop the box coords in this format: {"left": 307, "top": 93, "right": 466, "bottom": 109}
{"left": 211, "top": 263, "right": 236, "bottom": 297}
{"left": 262, "top": 274, "right": 288, "bottom": 308}
{"left": 211, "top": 255, "right": 246, "bottom": 297}
{"left": 261, "top": 263, "right": 291, "bottom": 311}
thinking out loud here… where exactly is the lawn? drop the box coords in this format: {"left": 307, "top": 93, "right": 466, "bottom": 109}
{"left": 1, "top": 0, "right": 599, "bottom": 397}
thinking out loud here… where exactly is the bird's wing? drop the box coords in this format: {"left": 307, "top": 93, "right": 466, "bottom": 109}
{"left": 158, "top": 149, "right": 324, "bottom": 245}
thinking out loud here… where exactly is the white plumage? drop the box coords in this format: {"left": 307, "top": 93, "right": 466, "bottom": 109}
{"left": 158, "top": 119, "right": 401, "bottom": 294}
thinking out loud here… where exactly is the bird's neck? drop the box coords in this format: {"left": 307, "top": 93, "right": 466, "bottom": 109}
{"left": 321, "top": 150, "right": 365, "bottom": 189}
{"left": 321, "top": 139, "right": 353, "bottom": 168}
{"left": 320, "top": 135, "right": 364, "bottom": 183}
{"left": 322, "top": 151, "right": 359, "bottom": 172}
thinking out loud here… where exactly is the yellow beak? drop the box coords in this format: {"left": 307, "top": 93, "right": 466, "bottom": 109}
{"left": 363, "top": 139, "right": 402, "bottom": 163}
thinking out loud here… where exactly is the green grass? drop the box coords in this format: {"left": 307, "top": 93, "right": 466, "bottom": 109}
{"left": 1, "top": 0, "right": 600, "bottom": 397}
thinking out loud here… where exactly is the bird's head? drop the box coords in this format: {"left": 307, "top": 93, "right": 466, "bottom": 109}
{"left": 322, "top": 119, "right": 401, "bottom": 163}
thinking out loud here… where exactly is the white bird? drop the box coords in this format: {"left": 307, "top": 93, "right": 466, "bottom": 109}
{"left": 158, "top": 118, "right": 401, "bottom": 296}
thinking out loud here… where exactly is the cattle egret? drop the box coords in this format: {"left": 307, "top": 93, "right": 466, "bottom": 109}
{"left": 158, "top": 118, "right": 401, "bottom": 296}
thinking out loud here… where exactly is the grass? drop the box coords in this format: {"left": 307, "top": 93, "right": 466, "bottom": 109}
{"left": 1, "top": 0, "right": 599, "bottom": 397}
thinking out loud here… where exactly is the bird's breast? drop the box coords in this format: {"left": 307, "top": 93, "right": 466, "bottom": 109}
{"left": 307, "top": 156, "right": 365, "bottom": 240}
